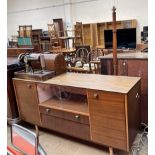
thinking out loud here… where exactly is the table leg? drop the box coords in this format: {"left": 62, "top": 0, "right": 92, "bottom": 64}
{"left": 109, "top": 147, "right": 113, "bottom": 155}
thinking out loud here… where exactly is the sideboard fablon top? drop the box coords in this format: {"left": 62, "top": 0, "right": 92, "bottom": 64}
{"left": 44, "top": 72, "right": 141, "bottom": 94}
{"left": 13, "top": 73, "right": 141, "bottom": 154}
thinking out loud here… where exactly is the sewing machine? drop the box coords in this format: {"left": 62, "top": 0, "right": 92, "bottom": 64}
{"left": 14, "top": 53, "right": 66, "bottom": 81}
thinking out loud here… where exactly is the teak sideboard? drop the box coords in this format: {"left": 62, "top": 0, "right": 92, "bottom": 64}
{"left": 13, "top": 73, "right": 141, "bottom": 154}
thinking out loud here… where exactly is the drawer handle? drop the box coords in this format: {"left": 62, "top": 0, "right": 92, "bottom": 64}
{"left": 93, "top": 93, "right": 98, "bottom": 99}
{"left": 75, "top": 115, "right": 80, "bottom": 120}
{"left": 46, "top": 108, "right": 50, "bottom": 113}
{"left": 27, "top": 84, "right": 32, "bottom": 88}
{"left": 136, "top": 93, "right": 140, "bottom": 99}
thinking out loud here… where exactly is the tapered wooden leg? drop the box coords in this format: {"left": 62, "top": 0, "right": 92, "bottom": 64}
{"left": 109, "top": 147, "right": 113, "bottom": 155}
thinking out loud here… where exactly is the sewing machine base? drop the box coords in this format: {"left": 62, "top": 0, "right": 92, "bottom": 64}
{"left": 14, "top": 70, "right": 55, "bottom": 81}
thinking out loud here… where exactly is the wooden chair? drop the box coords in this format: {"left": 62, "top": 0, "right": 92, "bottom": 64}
{"left": 74, "top": 22, "right": 83, "bottom": 46}
{"left": 89, "top": 49, "right": 104, "bottom": 74}
{"left": 67, "top": 47, "right": 92, "bottom": 73}
{"left": 47, "top": 24, "right": 60, "bottom": 50}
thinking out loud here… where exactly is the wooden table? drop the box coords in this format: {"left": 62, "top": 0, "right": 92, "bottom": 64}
{"left": 7, "top": 47, "right": 34, "bottom": 57}
{"left": 100, "top": 52, "right": 148, "bottom": 124}
{"left": 13, "top": 73, "right": 141, "bottom": 154}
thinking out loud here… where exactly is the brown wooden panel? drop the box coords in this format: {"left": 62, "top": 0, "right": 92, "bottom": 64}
{"left": 87, "top": 90, "right": 127, "bottom": 150}
{"left": 126, "top": 81, "right": 141, "bottom": 150}
{"left": 88, "top": 90, "right": 125, "bottom": 118}
{"left": 118, "top": 60, "right": 128, "bottom": 76}
{"left": 39, "top": 106, "right": 89, "bottom": 125}
{"left": 13, "top": 79, "right": 41, "bottom": 125}
{"left": 90, "top": 115, "right": 126, "bottom": 131}
{"left": 44, "top": 73, "right": 140, "bottom": 94}
{"left": 91, "top": 131, "right": 127, "bottom": 151}
{"left": 7, "top": 48, "right": 34, "bottom": 57}
{"left": 127, "top": 60, "right": 148, "bottom": 123}
{"left": 41, "top": 114, "right": 90, "bottom": 141}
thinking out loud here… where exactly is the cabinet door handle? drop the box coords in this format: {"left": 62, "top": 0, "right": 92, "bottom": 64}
{"left": 123, "top": 62, "right": 126, "bottom": 66}
{"left": 136, "top": 93, "right": 140, "bottom": 99}
{"left": 93, "top": 93, "right": 98, "bottom": 99}
{"left": 75, "top": 115, "right": 80, "bottom": 120}
{"left": 27, "top": 84, "right": 32, "bottom": 88}
{"left": 46, "top": 108, "right": 50, "bottom": 113}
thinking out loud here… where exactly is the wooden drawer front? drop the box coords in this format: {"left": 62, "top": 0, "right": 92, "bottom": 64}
{"left": 39, "top": 106, "right": 89, "bottom": 125}
{"left": 87, "top": 90, "right": 127, "bottom": 151}
{"left": 41, "top": 114, "right": 90, "bottom": 141}
{"left": 13, "top": 80, "right": 41, "bottom": 125}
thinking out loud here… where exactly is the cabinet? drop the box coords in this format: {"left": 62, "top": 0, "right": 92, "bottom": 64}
{"left": 100, "top": 53, "right": 148, "bottom": 124}
{"left": 32, "top": 29, "right": 42, "bottom": 52}
{"left": 13, "top": 73, "right": 140, "bottom": 153}
{"left": 94, "top": 19, "right": 137, "bottom": 48}
{"left": 74, "top": 19, "right": 136, "bottom": 48}
{"left": 82, "top": 23, "right": 96, "bottom": 47}
{"left": 13, "top": 80, "right": 41, "bottom": 126}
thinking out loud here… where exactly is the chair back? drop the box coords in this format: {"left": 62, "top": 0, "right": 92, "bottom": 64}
{"left": 74, "top": 22, "right": 83, "bottom": 45}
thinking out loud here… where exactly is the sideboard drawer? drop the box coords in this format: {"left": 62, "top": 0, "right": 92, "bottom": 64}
{"left": 39, "top": 106, "right": 89, "bottom": 125}
{"left": 41, "top": 114, "right": 90, "bottom": 141}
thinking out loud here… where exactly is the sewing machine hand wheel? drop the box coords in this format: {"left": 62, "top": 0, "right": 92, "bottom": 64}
{"left": 17, "top": 53, "right": 29, "bottom": 63}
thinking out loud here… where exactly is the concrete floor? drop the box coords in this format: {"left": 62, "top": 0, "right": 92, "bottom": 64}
{"left": 7, "top": 123, "right": 147, "bottom": 155}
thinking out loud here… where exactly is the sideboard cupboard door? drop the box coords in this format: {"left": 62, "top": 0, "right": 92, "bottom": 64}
{"left": 118, "top": 60, "right": 128, "bottom": 76}
{"left": 13, "top": 79, "right": 41, "bottom": 126}
{"left": 127, "top": 60, "right": 148, "bottom": 123}
{"left": 87, "top": 90, "right": 127, "bottom": 151}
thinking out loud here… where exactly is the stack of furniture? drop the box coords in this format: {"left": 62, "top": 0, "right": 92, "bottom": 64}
{"left": 18, "top": 25, "right": 33, "bottom": 47}
{"left": 31, "top": 29, "right": 43, "bottom": 52}
{"left": 74, "top": 19, "right": 137, "bottom": 48}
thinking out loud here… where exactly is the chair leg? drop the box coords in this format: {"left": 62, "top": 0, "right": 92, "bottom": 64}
{"left": 109, "top": 147, "right": 113, "bottom": 155}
